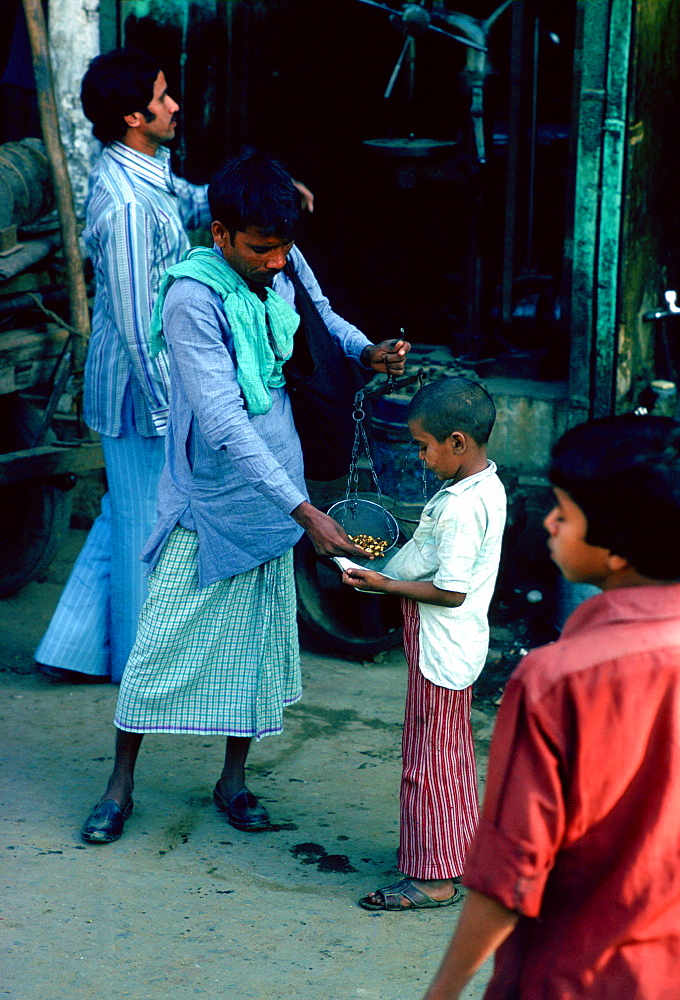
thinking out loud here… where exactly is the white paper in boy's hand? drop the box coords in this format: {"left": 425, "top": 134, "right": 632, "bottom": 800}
{"left": 332, "top": 557, "right": 396, "bottom": 593}
{"left": 332, "top": 556, "right": 365, "bottom": 574}
{"left": 333, "top": 556, "right": 395, "bottom": 575}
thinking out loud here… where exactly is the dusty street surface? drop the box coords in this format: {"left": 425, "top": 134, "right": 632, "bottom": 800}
{"left": 1, "top": 530, "right": 497, "bottom": 1000}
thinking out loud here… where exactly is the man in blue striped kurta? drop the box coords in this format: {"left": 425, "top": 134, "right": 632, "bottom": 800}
{"left": 35, "top": 48, "right": 212, "bottom": 683}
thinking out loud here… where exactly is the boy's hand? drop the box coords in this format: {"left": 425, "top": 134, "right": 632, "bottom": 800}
{"left": 342, "top": 567, "right": 391, "bottom": 593}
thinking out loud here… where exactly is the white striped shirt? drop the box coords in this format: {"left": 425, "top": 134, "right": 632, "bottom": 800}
{"left": 82, "top": 141, "right": 210, "bottom": 438}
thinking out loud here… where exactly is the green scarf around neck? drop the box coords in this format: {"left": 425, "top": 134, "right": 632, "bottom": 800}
{"left": 149, "top": 246, "right": 299, "bottom": 415}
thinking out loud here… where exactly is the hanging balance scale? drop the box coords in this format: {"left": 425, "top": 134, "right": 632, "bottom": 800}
{"left": 328, "top": 364, "right": 426, "bottom": 571}
{"left": 293, "top": 361, "right": 426, "bottom": 655}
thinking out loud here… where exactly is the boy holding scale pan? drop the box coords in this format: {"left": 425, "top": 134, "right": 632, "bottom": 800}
{"left": 343, "top": 376, "right": 506, "bottom": 910}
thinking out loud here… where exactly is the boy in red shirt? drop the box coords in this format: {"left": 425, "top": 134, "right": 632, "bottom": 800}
{"left": 422, "top": 414, "right": 680, "bottom": 1000}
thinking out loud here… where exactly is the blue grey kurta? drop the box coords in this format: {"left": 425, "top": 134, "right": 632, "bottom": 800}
{"left": 142, "top": 245, "right": 372, "bottom": 587}
{"left": 116, "top": 246, "right": 372, "bottom": 736}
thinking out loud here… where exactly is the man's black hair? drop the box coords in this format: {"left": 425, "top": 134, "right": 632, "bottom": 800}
{"left": 549, "top": 414, "right": 680, "bottom": 581}
{"left": 407, "top": 377, "right": 496, "bottom": 445}
{"left": 81, "top": 47, "right": 161, "bottom": 145}
{"left": 208, "top": 150, "right": 300, "bottom": 242}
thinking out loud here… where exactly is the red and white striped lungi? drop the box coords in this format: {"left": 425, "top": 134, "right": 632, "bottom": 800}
{"left": 398, "top": 598, "right": 479, "bottom": 879}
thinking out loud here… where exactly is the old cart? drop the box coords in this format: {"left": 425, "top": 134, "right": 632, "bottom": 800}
{"left": 0, "top": 137, "right": 103, "bottom": 596}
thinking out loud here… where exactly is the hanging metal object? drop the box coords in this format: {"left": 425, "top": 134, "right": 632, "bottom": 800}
{"left": 357, "top": 0, "right": 513, "bottom": 163}
{"left": 328, "top": 362, "right": 426, "bottom": 548}
{"left": 328, "top": 389, "right": 400, "bottom": 552}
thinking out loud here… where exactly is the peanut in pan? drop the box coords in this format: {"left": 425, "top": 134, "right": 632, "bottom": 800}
{"left": 349, "top": 534, "right": 389, "bottom": 557}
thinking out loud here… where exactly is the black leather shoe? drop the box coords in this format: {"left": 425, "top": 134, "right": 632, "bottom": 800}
{"left": 81, "top": 798, "right": 133, "bottom": 844}
{"left": 213, "top": 784, "right": 270, "bottom": 831}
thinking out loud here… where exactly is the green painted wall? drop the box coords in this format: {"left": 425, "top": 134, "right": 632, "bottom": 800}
{"left": 617, "top": 0, "right": 680, "bottom": 409}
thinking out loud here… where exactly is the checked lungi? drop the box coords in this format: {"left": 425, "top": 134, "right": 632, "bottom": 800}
{"left": 115, "top": 526, "right": 301, "bottom": 740}
{"left": 398, "top": 598, "right": 479, "bottom": 879}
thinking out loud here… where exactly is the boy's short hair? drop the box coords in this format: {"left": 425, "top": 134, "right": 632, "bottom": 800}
{"left": 81, "top": 47, "right": 161, "bottom": 145}
{"left": 549, "top": 414, "right": 680, "bottom": 581}
{"left": 407, "top": 376, "right": 496, "bottom": 445}
{"left": 208, "top": 150, "right": 300, "bottom": 242}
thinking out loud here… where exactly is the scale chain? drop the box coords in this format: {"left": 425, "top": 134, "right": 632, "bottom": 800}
{"left": 345, "top": 390, "right": 386, "bottom": 502}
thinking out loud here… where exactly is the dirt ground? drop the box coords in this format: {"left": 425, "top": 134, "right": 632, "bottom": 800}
{"left": 1, "top": 529, "right": 500, "bottom": 1000}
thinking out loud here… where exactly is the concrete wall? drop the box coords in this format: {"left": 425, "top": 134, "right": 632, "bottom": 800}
{"left": 485, "top": 377, "right": 569, "bottom": 475}
{"left": 48, "top": 0, "right": 100, "bottom": 217}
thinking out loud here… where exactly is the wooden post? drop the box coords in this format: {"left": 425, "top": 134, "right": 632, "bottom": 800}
{"left": 21, "top": 0, "right": 90, "bottom": 381}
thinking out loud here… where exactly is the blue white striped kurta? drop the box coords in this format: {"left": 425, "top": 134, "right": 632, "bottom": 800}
{"left": 82, "top": 141, "right": 210, "bottom": 438}
{"left": 35, "top": 143, "right": 210, "bottom": 681}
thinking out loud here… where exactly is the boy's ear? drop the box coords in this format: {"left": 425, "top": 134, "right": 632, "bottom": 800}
{"left": 449, "top": 431, "right": 467, "bottom": 453}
